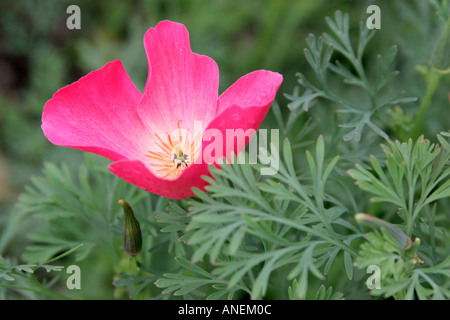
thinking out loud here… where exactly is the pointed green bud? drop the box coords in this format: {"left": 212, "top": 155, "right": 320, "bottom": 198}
{"left": 355, "top": 213, "right": 411, "bottom": 250}
{"left": 405, "top": 237, "right": 421, "bottom": 256}
{"left": 431, "top": 18, "right": 450, "bottom": 73}
{"left": 119, "top": 200, "right": 142, "bottom": 256}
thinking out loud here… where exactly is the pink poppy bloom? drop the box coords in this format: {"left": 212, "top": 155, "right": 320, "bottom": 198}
{"left": 42, "top": 20, "right": 283, "bottom": 199}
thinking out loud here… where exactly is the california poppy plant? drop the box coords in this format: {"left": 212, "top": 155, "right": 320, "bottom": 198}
{"left": 42, "top": 20, "right": 283, "bottom": 199}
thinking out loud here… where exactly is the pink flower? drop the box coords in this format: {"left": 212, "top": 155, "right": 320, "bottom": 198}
{"left": 42, "top": 20, "right": 283, "bottom": 199}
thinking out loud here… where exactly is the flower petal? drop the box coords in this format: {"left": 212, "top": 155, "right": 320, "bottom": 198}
{"left": 42, "top": 60, "right": 151, "bottom": 162}
{"left": 216, "top": 70, "right": 283, "bottom": 117}
{"left": 205, "top": 70, "right": 283, "bottom": 162}
{"left": 109, "top": 159, "right": 210, "bottom": 199}
{"left": 138, "top": 20, "right": 219, "bottom": 134}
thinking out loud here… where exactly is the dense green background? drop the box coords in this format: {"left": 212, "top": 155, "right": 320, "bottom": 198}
{"left": 1, "top": 0, "right": 449, "bottom": 299}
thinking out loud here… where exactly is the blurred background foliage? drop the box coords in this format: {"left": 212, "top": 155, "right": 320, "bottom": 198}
{"left": 0, "top": 0, "right": 449, "bottom": 299}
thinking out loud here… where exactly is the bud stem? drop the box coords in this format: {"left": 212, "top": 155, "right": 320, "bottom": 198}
{"left": 130, "top": 255, "right": 138, "bottom": 276}
{"left": 410, "top": 67, "right": 442, "bottom": 139}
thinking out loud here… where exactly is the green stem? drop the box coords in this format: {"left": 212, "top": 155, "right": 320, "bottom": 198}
{"left": 130, "top": 255, "right": 138, "bottom": 277}
{"left": 411, "top": 68, "right": 442, "bottom": 139}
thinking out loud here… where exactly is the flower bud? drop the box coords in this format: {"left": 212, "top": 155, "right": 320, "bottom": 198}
{"left": 355, "top": 213, "right": 411, "bottom": 250}
{"left": 119, "top": 200, "right": 142, "bottom": 256}
{"left": 431, "top": 18, "right": 450, "bottom": 74}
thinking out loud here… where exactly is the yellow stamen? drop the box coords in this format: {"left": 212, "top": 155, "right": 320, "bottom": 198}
{"left": 146, "top": 121, "right": 202, "bottom": 179}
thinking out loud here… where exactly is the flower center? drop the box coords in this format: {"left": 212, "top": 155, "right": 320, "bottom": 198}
{"left": 145, "top": 120, "right": 201, "bottom": 179}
